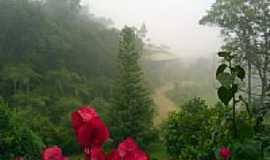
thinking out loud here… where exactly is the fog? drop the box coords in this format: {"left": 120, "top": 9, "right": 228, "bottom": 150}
{"left": 87, "top": 0, "right": 223, "bottom": 58}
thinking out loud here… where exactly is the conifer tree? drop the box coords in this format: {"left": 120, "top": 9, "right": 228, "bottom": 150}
{"left": 109, "top": 26, "right": 154, "bottom": 147}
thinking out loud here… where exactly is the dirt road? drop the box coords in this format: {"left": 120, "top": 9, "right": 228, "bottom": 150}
{"left": 153, "top": 83, "right": 178, "bottom": 125}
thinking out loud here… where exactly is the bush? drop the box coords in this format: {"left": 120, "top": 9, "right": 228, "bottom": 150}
{"left": 163, "top": 97, "right": 215, "bottom": 160}
{"left": 163, "top": 96, "right": 265, "bottom": 160}
{"left": 0, "top": 101, "right": 44, "bottom": 160}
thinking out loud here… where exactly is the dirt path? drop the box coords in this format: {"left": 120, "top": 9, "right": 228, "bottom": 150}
{"left": 153, "top": 83, "right": 178, "bottom": 125}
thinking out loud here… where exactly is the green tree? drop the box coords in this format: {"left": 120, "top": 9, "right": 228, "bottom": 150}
{"left": 109, "top": 26, "right": 154, "bottom": 148}
{"left": 200, "top": 0, "right": 270, "bottom": 123}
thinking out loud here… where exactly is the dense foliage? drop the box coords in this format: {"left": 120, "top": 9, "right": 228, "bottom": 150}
{"left": 0, "top": 101, "right": 44, "bottom": 159}
{"left": 163, "top": 98, "right": 215, "bottom": 160}
{"left": 11, "top": 106, "right": 150, "bottom": 160}
{"left": 0, "top": 0, "right": 120, "bottom": 155}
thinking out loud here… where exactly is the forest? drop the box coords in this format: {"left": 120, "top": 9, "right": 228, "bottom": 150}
{"left": 0, "top": 0, "right": 269, "bottom": 160}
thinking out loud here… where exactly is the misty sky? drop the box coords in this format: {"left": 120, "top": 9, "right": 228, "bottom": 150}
{"left": 87, "top": 0, "right": 222, "bottom": 57}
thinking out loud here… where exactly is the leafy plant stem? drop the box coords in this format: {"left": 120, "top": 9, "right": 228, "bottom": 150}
{"left": 229, "top": 60, "right": 237, "bottom": 138}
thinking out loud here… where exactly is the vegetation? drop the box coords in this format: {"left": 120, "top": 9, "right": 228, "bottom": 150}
{"left": 0, "top": 0, "right": 269, "bottom": 159}
{"left": 163, "top": 98, "right": 216, "bottom": 160}
{"left": 0, "top": 101, "right": 44, "bottom": 159}
{"left": 200, "top": 0, "right": 270, "bottom": 128}
{"left": 0, "top": 0, "right": 119, "bottom": 156}
{"left": 163, "top": 50, "right": 270, "bottom": 160}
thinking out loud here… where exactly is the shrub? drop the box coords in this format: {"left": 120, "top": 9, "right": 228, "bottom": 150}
{"left": 0, "top": 101, "right": 44, "bottom": 160}
{"left": 163, "top": 97, "right": 215, "bottom": 160}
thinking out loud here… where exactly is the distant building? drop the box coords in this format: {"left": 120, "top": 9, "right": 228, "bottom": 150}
{"left": 142, "top": 48, "right": 181, "bottom": 84}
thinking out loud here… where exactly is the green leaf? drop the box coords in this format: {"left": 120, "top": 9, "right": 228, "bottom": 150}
{"left": 217, "top": 72, "right": 234, "bottom": 88}
{"left": 218, "top": 86, "right": 233, "bottom": 106}
{"left": 234, "top": 65, "right": 245, "bottom": 80}
{"left": 218, "top": 51, "right": 230, "bottom": 57}
{"left": 216, "top": 64, "right": 227, "bottom": 77}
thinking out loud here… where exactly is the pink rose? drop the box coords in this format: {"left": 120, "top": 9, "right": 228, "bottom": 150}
{"left": 219, "top": 147, "right": 231, "bottom": 160}
{"left": 42, "top": 146, "right": 69, "bottom": 160}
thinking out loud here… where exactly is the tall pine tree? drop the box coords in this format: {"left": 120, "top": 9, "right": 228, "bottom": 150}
{"left": 109, "top": 26, "right": 154, "bottom": 147}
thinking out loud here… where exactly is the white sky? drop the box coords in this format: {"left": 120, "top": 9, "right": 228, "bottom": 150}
{"left": 86, "top": 0, "right": 222, "bottom": 57}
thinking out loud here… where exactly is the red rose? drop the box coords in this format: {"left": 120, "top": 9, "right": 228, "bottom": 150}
{"left": 219, "top": 147, "right": 231, "bottom": 160}
{"left": 42, "top": 146, "right": 69, "bottom": 160}
{"left": 84, "top": 147, "right": 106, "bottom": 160}
{"left": 122, "top": 152, "right": 135, "bottom": 160}
{"left": 77, "top": 117, "right": 109, "bottom": 147}
{"left": 106, "top": 150, "right": 121, "bottom": 160}
{"left": 132, "top": 150, "right": 149, "bottom": 160}
{"left": 72, "top": 106, "right": 109, "bottom": 148}
{"left": 71, "top": 107, "right": 98, "bottom": 130}
{"left": 118, "top": 138, "right": 139, "bottom": 157}
{"left": 117, "top": 138, "right": 149, "bottom": 160}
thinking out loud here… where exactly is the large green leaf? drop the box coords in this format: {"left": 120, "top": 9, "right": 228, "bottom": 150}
{"left": 218, "top": 86, "right": 233, "bottom": 106}
{"left": 217, "top": 72, "right": 234, "bottom": 88}
{"left": 216, "top": 64, "right": 228, "bottom": 77}
{"left": 234, "top": 65, "right": 245, "bottom": 80}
